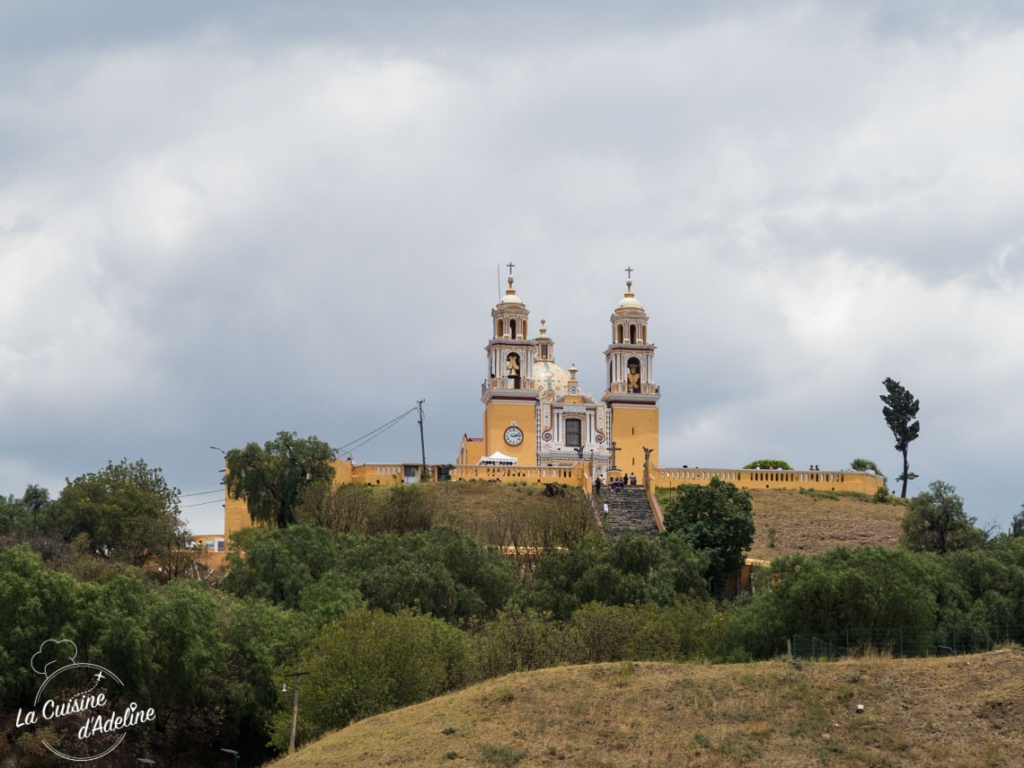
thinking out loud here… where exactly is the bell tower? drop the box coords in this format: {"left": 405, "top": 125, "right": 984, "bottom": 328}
{"left": 482, "top": 264, "right": 539, "bottom": 464}
{"left": 603, "top": 268, "right": 659, "bottom": 473}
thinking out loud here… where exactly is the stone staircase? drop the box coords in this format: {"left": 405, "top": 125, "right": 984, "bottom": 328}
{"left": 598, "top": 485, "right": 660, "bottom": 537}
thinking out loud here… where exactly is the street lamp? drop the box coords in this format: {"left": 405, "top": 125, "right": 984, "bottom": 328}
{"left": 281, "top": 659, "right": 308, "bottom": 755}
{"left": 220, "top": 747, "right": 239, "bottom": 767}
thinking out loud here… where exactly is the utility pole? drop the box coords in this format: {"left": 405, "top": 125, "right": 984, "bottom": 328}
{"left": 283, "top": 658, "right": 307, "bottom": 755}
{"left": 417, "top": 399, "right": 427, "bottom": 480}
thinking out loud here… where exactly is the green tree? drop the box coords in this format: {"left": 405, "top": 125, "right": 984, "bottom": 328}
{"left": 339, "top": 528, "right": 518, "bottom": 623}
{"left": 525, "top": 532, "right": 707, "bottom": 619}
{"left": 470, "top": 604, "right": 567, "bottom": 678}
{"left": 269, "top": 609, "right": 470, "bottom": 750}
{"left": 222, "top": 524, "right": 346, "bottom": 609}
{"left": 726, "top": 547, "right": 941, "bottom": 659}
{"left": 662, "top": 477, "right": 755, "bottom": 597}
{"left": 225, "top": 432, "right": 336, "bottom": 528}
{"left": 743, "top": 459, "right": 792, "bottom": 470}
{"left": 22, "top": 484, "right": 50, "bottom": 536}
{"left": 902, "top": 480, "right": 983, "bottom": 554}
{"left": 1009, "top": 504, "right": 1024, "bottom": 538}
{"left": 53, "top": 459, "right": 189, "bottom": 566}
{"left": 566, "top": 599, "right": 719, "bottom": 664}
{"left": 880, "top": 378, "right": 921, "bottom": 498}
{"left": 0, "top": 493, "right": 27, "bottom": 537}
{"left": 0, "top": 546, "right": 83, "bottom": 702}
{"left": 850, "top": 458, "right": 886, "bottom": 480}
{"left": 0, "top": 485, "right": 58, "bottom": 541}
{"left": 216, "top": 593, "right": 311, "bottom": 759}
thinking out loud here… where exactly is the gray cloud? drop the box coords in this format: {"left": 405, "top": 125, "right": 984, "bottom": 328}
{"left": 2, "top": 1, "right": 1023, "bottom": 535}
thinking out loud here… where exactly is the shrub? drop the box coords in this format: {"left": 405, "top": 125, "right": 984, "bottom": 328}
{"left": 850, "top": 458, "right": 886, "bottom": 480}
{"left": 743, "top": 459, "right": 792, "bottom": 470}
{"left": 270, "top": 609, "right": 471, "bottom": 750}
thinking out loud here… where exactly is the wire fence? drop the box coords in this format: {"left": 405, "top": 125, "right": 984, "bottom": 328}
{"left": 792, "top": 624, "right": 1024, "bottom": 660}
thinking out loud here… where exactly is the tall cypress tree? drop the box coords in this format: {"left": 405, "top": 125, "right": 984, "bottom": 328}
{"left": 880, "top": 378, "right": 921, "bottom": 498}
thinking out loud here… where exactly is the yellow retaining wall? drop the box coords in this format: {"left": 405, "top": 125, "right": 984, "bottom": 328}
{"left": 351, "top": 463, "right": 409, "bottom": 486}
{"left": 651, "top": 467, "right": 884, "bottom": 494}
{"left": 450, "top": 465, "right": 583, "bottom": 483}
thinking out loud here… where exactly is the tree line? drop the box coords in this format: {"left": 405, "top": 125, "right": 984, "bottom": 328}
{"left": 6, "top": 512, "right": 1024, "bottom": 764}
{"left": 3, "top": 415, "right": 1024, "bottom": 764}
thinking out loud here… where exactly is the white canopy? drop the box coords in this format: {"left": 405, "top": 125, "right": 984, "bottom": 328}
{"left": 479, "top": 451, "right": 518, "bottom": 466}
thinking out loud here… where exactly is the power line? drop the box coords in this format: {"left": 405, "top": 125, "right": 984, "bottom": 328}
{"left": 337, "top": 406, "right": 419, "bottom": 454}
{"left": 182, "top": 498, "right": 224, "bottom": 508}
{"left": 181, "top": 489, "right": 223, "bottom": 497}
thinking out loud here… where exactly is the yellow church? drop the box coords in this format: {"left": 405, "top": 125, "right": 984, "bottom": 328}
{"left": 458, "top": 266, "right": 658, "bottom": 479}
{"left": 222, "top": 267, "right": 884, "bottom": 538}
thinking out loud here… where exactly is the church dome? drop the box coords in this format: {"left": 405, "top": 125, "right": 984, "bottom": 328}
{"left": 616, "top": 280, "right": 644, "bottom": 310}
{"left": 498, "top": 276, "right": 524, "bottom": 305}
{"left": 534, "top": 360, "right": 570, "bottom": 394}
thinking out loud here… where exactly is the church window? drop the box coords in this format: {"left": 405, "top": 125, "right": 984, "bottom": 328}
{"left": 617, "top": 324, "right": 624, "bottom": 343}
{"left": 540, "top": 344, "right": 549, "bottom": 358}
{"left": 510, "top": 319, "right": 518, "bottom": 339}
{"left": 497, "top": 319, "right": 505, "bottom": 338}
{"left": 627, "top": 357, "right": 641, "bottom": 393}
{"left": 629, "top": 324, "right": 637, "bottom": 344}
{"left": 565, "top": 418, "right": 582, "bottom": 448}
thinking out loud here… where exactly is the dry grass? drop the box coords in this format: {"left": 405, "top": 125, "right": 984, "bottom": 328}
{"left": 744, "top": 488, "right": 904, "bottom": 559}
{"left": 377, "top": 481, "right": 596, "bottom": 548}
{"left": 416, "top": 481, "right": 905, "bottom": 558}
{"left": 266, "top": 649, "right": 1024, "bottom": 767}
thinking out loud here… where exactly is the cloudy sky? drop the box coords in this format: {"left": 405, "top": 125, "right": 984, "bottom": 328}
{"left": 2, "top": 1, "right": 1023, "bottom": 535}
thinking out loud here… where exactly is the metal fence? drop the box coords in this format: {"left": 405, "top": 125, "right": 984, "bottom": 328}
{"left": 792, "top": 624, "right": 1024, "bottom": 660}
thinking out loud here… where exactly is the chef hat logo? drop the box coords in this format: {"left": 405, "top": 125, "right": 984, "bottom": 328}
{"left": 31, "top": 639, "right": 79, "bottom": 677}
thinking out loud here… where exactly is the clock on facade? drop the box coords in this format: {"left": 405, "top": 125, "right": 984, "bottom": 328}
{"left": 504, "top": 426, "right": 524, "bottom": 446}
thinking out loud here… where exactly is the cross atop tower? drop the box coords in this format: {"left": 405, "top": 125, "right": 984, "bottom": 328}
{"left": 507, "top": 262, "right": 516, "bottom": 277}
{"left": 625, "top": 266, "right": 634, "bottom": 280}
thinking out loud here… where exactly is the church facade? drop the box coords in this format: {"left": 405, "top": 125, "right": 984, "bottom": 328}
{"left": 460, "top": 267, "right": 659, "bottom": 478}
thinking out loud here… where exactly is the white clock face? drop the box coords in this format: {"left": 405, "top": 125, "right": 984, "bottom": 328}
{"left": 504, "top": 426, "right": 524, "bottom": 446}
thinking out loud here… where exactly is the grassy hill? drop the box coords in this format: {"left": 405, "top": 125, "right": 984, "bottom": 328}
{"left": 398, "top": 481, "right": 905, "bottom": 559}
{"left": 743, "top": 488, "right": 903, "bottom": 559}
{"left": 267, "top": 650, "right": 1024, "bottom": 767}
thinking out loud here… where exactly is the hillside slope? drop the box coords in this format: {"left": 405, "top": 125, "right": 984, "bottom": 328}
{"left": 413, "top": 482, "right": 904, "bottom": 558}
{"left": 268, "top": 650, "right": 1024, "bottom": 767}
{"left": 743, "top": 488, "right": 903, "bottom": 558}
